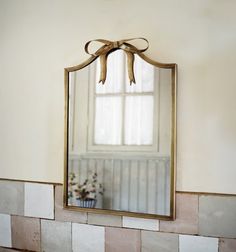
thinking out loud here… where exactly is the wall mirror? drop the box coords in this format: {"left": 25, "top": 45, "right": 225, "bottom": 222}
{"left": 64, "top": 39, "right": 177, "bottom": 220}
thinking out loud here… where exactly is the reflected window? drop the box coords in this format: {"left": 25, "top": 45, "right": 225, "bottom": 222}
{"left": 90, "top": 50, "right": 158, "bottom": 150}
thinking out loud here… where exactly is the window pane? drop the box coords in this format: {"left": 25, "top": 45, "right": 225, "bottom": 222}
{"left": 126, "top": 55, "right": 155, "bottom": 93}
{"left": 96, "top": 50, "right": 124, "bottom": 94}
{"left": 125, "top": 96, "right": 154, "bottom": 145}
{"left": 94, "top": 96, "right": 122, "bottom": 145}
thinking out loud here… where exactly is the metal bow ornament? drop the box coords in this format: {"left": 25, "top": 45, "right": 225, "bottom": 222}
{"left": 85, "top": 38, "right": 149, "bottom": 85}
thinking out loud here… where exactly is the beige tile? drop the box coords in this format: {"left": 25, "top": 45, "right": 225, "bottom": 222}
{"left": 105, "top": 227, "right": 140, "bottom": 252}
{"left": 199, "top": 195, "right": 236, "bottom": 238}
{"left": 142, "top": 231, "right": 178, "bottom": 252}
{"left": 219, "top": 238, "right": 236, "bottom": 252}
{"left": 11, "top": 215, "right": 40, "bottom": 252}
{"left": 88, "top": 213, "right": 122, "bottom": 227}
{"left": 55, "top": 185, "right": 87, "bottom": 223}
{"left": 0, "top": 181, "right": 24, "bottom": 215}
{"left": 160, "top": 193, "right": 198, "bottom": 234}
{"left": 41, "top": 220, "right": 72, "bottom": 252}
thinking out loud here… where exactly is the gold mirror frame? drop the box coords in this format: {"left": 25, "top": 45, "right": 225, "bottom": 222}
{"left": 63, "top": 50, "right": 177, "bottom": 220}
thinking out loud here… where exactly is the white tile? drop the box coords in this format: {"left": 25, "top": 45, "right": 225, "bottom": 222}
{"left": 72, "top": 223, "right": 105, "bottom": 252}
{"left": 179, "top": 235, "right": 218, "bottom": 252}
{"left": 0, "top": 214, "right": 12, "bottom": 247}
{"left": 24, "top": 183, "right": 54, "bottom": 219}
{"left": 123, "top": 217, "right": 159, "bottom": 231}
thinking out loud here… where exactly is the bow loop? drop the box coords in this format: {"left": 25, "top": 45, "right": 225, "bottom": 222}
{"left": 84, "top": 38, "right": 149, "bottom": 84}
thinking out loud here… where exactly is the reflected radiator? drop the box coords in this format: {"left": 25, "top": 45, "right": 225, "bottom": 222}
{"left": 69, "top": 156, "right": 170, "bottom": 215}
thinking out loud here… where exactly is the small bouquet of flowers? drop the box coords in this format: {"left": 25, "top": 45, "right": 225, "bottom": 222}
{"left": 68, "top": 172, "right": 104, "bottom": 208}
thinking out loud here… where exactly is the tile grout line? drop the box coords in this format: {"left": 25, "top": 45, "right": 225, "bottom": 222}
{"left": 53, "top": 185, "right": 56, "bottom": 221}
{"left": 104, "top": 225, "right": 106, "bottom": 252}
{"left": 197, "top": 193, "right": 200, "bottom": 236}
{"left": 178, "top": 233, "right": 180, "bottom": 252}
{"left": 39, "top": 217, "right": 42, "bottom": 252}
{"left": 71, "top": 221, "right": 73, "bottom": 252}
{"left": 139, "top": 229, "right": 140, "bottom": 252}
{"left": 10, "top": 214, "right": 13, "bottom": 249}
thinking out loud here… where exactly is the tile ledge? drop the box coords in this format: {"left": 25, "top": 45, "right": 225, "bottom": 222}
{"left": 0, "top": 178, "right": 62, "bottom": 186}
{"left": 176, "top": 190, "right": 236, "bottom": 197}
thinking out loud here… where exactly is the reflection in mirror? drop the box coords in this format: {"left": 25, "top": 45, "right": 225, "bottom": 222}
{"left": 66, "top": 50, "right": 175, "bottom": 217}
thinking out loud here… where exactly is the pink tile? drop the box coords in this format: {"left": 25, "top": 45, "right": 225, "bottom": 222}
{"left": 105, "top": 227, "right": 140, "bottom": 252}
{"left": 11, "top": 215, "right": 40, "bottom": 252}
{"left": 219, "top": 238, "right": 236, "bottom": 252}
{"left": 160, "top": 193, "right": 198, "bottom": 234}
{"left": 55, "top": 185, "right": 87, "bottom": 223}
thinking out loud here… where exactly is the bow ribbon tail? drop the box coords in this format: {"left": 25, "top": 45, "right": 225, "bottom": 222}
{"left": 126, "top": 51, "right": 136, "bottom": 85}
{"left": 99, "top": 54, "right": 108, "bottom": 84}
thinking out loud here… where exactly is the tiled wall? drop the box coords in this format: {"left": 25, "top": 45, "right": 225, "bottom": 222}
{"left": 0, "top": 180, "right": 236, "bottom": 252}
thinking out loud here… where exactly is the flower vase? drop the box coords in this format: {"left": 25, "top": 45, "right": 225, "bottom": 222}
{"left": 76, "top": 198, "right": 97, "bottom": 208}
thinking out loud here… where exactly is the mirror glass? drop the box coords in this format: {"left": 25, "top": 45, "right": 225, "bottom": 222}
{"left": 65, "top": 50, "right": 176, "bottom": 218}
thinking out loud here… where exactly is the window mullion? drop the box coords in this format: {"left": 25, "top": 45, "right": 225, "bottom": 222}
{"left": 121, "top": 56, "right": 127, "bottom": 146}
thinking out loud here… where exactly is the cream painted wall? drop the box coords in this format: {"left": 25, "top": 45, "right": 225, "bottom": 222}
{"left": 0, "top": 0, "right": 236, "bottom": 194}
